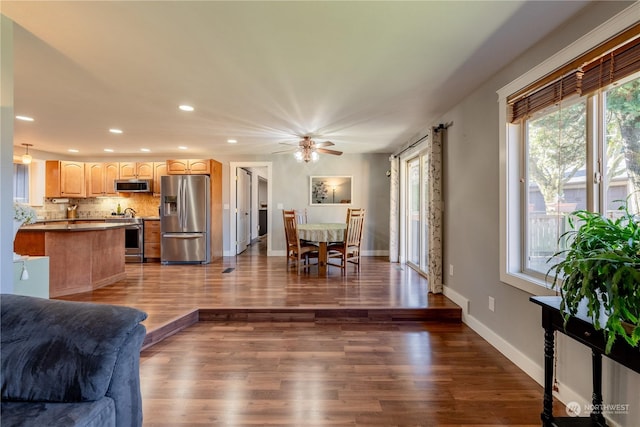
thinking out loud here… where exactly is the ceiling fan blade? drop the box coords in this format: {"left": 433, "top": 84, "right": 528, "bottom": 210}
{"left": 315, "top": 141, "right": 335, "bottom": 148}
{"left": 316, "top": 148, "right": 343, "bottom": 156}
{"left": 272, "top": 148, "right": 296, "bottom": 154}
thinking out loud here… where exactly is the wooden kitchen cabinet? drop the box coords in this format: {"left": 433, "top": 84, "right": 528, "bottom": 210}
{"left": 119, "top": 162, "right": 153, "bottom": 179}
{"left": 143, "top": 219, "right": 161, "bottom": 261}
{"left": 86, "top": 162, "right": 119, "bottom": 197}
{"left": 153, "top": 162, "right": 167, "bottom": 194}
{"left": 46, "top": 160, "right": 86, "bottom": 198}
{"left": 166, "top": 159, "right": 211, "bottom": 175}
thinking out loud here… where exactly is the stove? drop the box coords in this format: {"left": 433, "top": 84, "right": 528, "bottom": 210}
{"left": 105, "top": 217, "right": 144, "bottom": 262}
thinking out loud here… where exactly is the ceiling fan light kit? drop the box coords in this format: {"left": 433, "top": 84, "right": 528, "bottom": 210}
{"left": 295, "top": 147, "right": 319, "bottom": 163}
{"left": 279, "top": 136, "right": 343, "bottom": 163}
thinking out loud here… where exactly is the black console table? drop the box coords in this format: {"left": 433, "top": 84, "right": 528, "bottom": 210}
{"left": 530, "top": 296, "right": 640, "bottom": 427}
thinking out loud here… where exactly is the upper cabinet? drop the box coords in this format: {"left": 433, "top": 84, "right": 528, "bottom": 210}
{"left": 86, "top": 162, "right": 119, "bottom": 197}
{"left": 153, "top": 162, "right": 167, "bottom": 194}
{"left": 119, "top": 162, "right": 153, "bottom": 180}
{"left": 166, "top": 159, "right": 210, "bottom": 175}
{"left": 46, "top": 161, "right": 86, "bottom": 198}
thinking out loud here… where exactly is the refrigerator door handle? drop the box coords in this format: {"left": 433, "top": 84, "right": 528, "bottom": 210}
{"left": 181, "top": 177, "right": 187, "bottom": 229}
{"left": 178, "top": 176, "right": 185, "bottom": 230}
{"left": 163, "top": 233, "right": 203, "bottom": 239}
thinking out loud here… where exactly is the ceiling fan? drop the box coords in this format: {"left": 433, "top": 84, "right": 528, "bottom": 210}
{"left": 274, "top": 136, "right": 343, "bottom": 163}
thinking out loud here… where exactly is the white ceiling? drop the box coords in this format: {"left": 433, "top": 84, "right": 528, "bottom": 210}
{"left": 3, "top": 1, "right": 591, "bottom": 159}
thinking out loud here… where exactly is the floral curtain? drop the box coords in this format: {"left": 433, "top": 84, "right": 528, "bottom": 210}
{"left": 389, "top": 156, "right": 400, "bottom": 263}
{"left": 388, "top": 126, "right": 443, "bottom": 293}
{"left": 427, "top": 127, "right": 443, "bottom": 293}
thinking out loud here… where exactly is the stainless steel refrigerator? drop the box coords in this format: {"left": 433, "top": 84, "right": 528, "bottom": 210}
{"left": 160, "top": 175, "right": 210, "bottom": 264}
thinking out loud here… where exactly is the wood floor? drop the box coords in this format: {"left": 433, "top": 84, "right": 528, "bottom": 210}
{"left": 59, "top": 237, "right": 558, "bottom": 426}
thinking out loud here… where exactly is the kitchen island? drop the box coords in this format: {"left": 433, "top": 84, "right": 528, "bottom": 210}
{"left": 14, "top": 223, "right": 127, "bottom": 297}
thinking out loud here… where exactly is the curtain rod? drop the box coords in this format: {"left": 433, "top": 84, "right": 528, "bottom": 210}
{"left": 391, "top": 122, "right": 451, "bottom": 158}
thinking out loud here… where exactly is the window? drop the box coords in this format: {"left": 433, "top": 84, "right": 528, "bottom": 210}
{"left": 524, "top": 97, "right": 587, "bottom": 278}
{"left": 13, "top": 163, "right": 29, "bottom": 203}
{"left": 499, "top": 11, "right": 640, "bottom": 293}
{"left": 523, "top": 79, "right": 640, "bottom": 280}
{"left": 603, "top": 79, "right": 640, "bottom": 216}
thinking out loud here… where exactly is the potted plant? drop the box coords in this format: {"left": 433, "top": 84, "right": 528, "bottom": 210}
{"left": 547, "top": 197, "right": 640, "bottom": 353}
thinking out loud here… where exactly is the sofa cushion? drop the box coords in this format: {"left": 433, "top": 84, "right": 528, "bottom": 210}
{"left": 1, "top": 295, "right": 147, "bottom": 402}
{"left": 1, "top": 397, "right": 116, "bottom": 427}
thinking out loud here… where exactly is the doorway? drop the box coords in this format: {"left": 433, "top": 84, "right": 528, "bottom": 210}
{"left": 236, "top": 168, "right": 251, "bottom": 254}
{"left": 229, "top": 162, "right": 273, "bottom": 257}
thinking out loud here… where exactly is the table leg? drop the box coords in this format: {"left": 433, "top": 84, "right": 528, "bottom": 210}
{"left": 542, "top": 327, "right": 554, "bottom": 426}
{"left": 318, "top": 242, "right": 327, "bottom": 275}
{"left": 591, "top": 350, "right": 606, "bottom": 424}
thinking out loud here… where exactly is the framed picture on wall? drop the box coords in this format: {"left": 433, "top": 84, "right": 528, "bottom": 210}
{"left": 310, "top": 176, "right": 352, "bottom": 206}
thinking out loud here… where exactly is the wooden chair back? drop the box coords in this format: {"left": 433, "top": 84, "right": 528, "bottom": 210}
{"left": 345, "top": 208, "right": 365, "bottom": 249}
{"left": 283, "top": 209, "right": 317, "bottom": 274}
{"left": 282, "top": 210, "right": 299, "bottom": 249}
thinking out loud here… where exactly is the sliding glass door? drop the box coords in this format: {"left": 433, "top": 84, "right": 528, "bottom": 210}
{"left": 406, "top": 153, "right": 429, "bottom": 274}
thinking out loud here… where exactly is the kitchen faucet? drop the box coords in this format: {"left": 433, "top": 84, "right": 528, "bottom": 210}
{"left": 123, "top": 207, "right": 137, "bottom": 218}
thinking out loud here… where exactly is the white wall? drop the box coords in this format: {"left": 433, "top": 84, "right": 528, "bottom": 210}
{"left": 1, "top": 16, "right": 15, "bottom": 293}
{"left": 439, "top": 2, "right": 639, "bottom": 425}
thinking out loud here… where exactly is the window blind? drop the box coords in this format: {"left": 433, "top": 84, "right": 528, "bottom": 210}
{"left": 509, "top": 24, "right": 640, "bottom": 123}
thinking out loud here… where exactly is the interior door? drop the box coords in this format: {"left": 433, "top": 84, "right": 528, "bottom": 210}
{"left": 236, "top": 168, "right": 251, "bottom": 254}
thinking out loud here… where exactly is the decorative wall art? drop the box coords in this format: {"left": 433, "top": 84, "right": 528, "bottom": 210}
{"left": 309, "top": 176, "right": 352, "bottom": 206}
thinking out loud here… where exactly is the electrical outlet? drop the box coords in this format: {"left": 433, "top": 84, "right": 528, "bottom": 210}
{"left": 488, "top": 296, "right": 495, "bottom": 312}
{"left": 449, "top": 264, "right": 454, "bottom": 276}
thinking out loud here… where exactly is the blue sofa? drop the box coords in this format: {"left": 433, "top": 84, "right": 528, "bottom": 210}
{"left": 1, "top": 294, "right": 147, "bottom": 427}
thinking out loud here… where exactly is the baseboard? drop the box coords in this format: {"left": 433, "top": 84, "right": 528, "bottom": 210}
{"left": 441, "top": 285, "right": 621, "bottom": 426}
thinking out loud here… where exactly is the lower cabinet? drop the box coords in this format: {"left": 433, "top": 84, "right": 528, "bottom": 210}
{"left": 144, "top": 220, "right": 161, "bottom": 261}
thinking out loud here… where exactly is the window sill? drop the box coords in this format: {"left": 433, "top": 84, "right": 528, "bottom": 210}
{"left": 500, "top": 270, "right": 558, "bottom": 297}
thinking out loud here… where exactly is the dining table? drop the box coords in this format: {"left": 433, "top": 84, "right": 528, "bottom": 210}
{"left": 297, "top": 223, "right": 346, "bottom": 275}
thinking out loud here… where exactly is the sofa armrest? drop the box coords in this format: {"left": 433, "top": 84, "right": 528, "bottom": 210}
{"left": 1, "top": 295, "right": 147, "bottom": 426}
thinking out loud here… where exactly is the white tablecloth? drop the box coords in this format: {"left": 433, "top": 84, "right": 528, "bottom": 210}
{"left": 297, "top": 223, "right": 346, "bottom": 243}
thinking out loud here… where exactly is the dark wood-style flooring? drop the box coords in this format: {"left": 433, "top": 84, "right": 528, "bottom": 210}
{"left": 59, "top": 237, "right": 559, "bottom": 425}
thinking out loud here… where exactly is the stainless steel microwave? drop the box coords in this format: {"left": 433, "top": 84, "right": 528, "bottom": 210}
{"left": 114, "top": 179, "right": 152, "bottom": 192}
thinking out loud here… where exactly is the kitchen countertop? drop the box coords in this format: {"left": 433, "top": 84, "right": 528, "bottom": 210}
{"left": 34, "top": 216, "right": 159, "bottom": 223}
{"left": 20, "top": 223, "right": 129, "bottom": 232}
{"left": 34, "top": 217, "right": 108, "bottom": 223}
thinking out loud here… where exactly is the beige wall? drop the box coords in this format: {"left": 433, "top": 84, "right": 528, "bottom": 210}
{"left": 439, "top": 1, "right": 638, "bottom": 425}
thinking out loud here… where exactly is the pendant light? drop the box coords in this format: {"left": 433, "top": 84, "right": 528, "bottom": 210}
{"left": 21, "top": 143, "right": 33, "bottom": 164}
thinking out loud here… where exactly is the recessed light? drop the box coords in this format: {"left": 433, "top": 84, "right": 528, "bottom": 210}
{"left": 109, "top": 128, "right": 123, "bottom": 134}
{"left": 227, "top": 139, "right": 237, "bottom": 144}
{"left": 68, "top": 149, "right": 79, "bottom": 153}
{"left": 104, "top": 148, "right": 114, "bottom": 153}
{"left": 179, "top": 105, "right": 194, "bottom": 112}
{"left": 178, "top": 146, "right": 188, "bottom": 150}
{"left": 16, "top": 115, "right": 34, "bottom": 122}
{"left": 140, "top": 148, "right": 150, "bottom": 152}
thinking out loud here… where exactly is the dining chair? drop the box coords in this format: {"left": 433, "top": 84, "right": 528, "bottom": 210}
{"left": 344, "top": 207, "right": 363, "bottom": 222}
{"left": 327, "top": 208, "right": 365, "bottom": 275}
{"left": 294, "top": 208, "right": 308, "bottom": 224}
{"left": 283, "top": 210, "right": 318, "bottom": 274}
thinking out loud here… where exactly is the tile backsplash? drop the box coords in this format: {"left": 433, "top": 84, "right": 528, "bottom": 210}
{"left": 35, "top": 193, "right": 161, "bottom": 220}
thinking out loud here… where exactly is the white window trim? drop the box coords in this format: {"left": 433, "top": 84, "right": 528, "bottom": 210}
{"left": 497, "top": 3, "right": 639, "bottom": 295}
